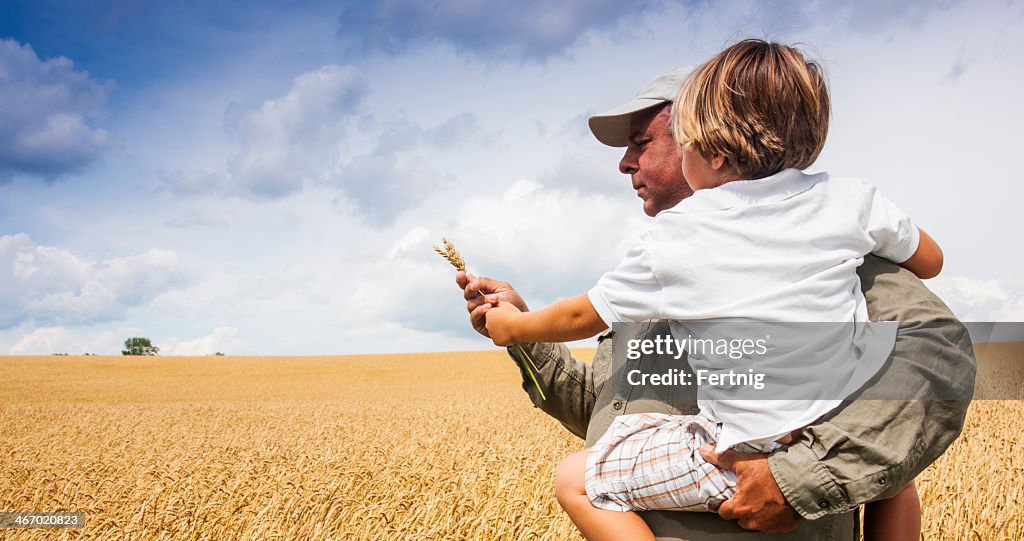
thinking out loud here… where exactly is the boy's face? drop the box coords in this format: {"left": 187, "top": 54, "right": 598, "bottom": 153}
{"left": 619, "top": 105, "right": 693, "bottom": 217}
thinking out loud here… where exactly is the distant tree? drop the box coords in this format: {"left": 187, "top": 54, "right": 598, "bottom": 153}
{"left": 122, "top": 337, "right": 159, "bottom": 356}
{"left": 214, "top": 352, "right": 225, "bottom": 356}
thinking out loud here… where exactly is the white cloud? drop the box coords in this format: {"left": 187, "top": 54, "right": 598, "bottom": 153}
{"left": 0, "top": 39, "right": 113, "bottom": 182}
{"left": 5, "top": 325, "right": 143, "bottom": 355}
{"left": 335, "top": 321, "right": 492, "bottom": 354}
{"left": 344, "top": 227, "right": 472, "bottom": 336}
{"left": 226, "top": 64, "right": 367, "bottom": 198}
{"left": 342, "top": 180, "right": 648, "bottom": 339}
{"left": 0, "top": 234, "right": 192, "bottom": 329}
{"left": 8, "top": 326, "right": 76, "bottom": 355}
{"left": 927, "top": 275, "right": 1024, "bottom": 322}
{"left": 390, "top": 226, "right": 431, "bottom": 258}
{"left": 162, "top": 326, "right": 246, "bottom": 356}
{"left": 452, "top": 179, "right": 648, "bottom": 300}
{"left": 336, "top": 112, "right": 483, "bottom": 225}
{"left": 538, "top": 145, "right": 634, "bottom": 196}
{"left": 164, "top": 63, "right": 484, "bottom": 225}
{"left": 346, "top": 258, "right": 467, "bottom": 332}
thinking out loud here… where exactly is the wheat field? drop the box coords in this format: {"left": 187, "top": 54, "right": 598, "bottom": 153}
{"left": 0, "top": 348, "right": 1020, "bottom": 540}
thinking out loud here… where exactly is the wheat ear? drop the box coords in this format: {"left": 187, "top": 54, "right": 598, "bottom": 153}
{"left": 433, "top": 237, "right": 466, "bottom": 273}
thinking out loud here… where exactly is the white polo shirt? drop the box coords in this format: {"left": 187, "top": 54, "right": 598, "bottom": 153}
{"left": 588, "top": 168, "right": 919, "bottom": 451}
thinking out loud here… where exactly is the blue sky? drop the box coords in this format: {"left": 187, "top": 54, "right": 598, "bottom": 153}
{"left": 1, "top": 0, "right": 1021, "bottom": 355}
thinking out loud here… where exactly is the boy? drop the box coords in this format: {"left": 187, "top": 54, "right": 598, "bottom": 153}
{"left": 484, "top": 40, "right": 938, "bottom": 541}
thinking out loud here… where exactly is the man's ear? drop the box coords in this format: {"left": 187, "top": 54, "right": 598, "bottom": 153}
{"left": 710, "top": 154, "right": 727, "bottom": 170}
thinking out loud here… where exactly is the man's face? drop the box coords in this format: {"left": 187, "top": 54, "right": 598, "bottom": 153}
{"left": 619, "top": 104, "right": 692, "bottom": 217}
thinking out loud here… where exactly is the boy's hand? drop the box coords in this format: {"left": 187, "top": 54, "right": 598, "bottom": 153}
{"left": 484, "top": 301, "right": 523, "bottom": 347}
{"left": 455, "top": 271, "right": 529, "bottom": 338}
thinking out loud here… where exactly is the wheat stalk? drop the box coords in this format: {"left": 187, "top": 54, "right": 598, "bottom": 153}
{"left": 433, "top": 237, "right": 546, "bottom": 400}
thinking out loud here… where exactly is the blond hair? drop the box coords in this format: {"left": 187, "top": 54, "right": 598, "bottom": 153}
{"left": 672, "top": 39, "right": 830, "bottom": 180}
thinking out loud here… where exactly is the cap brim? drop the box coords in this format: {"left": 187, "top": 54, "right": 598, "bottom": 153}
{"left": 588, "top": 98, "right": 669, "bottom": 147}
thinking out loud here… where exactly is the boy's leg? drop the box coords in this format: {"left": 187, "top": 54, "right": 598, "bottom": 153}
{"left": 863, "top": 480, "right": 920, "bottom": 541}
{"left": 555, "top": 449, "right": 656, "bottom": 541}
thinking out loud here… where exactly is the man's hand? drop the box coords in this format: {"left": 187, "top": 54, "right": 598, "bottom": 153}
{"left": 483, "top": 301, "right": 523, "bottom": 346}
{"left": 455, "top": 271, "right": 529, "bottom": 337}
{"left": 701, "top": 443, "right": 802, "bottom": 534}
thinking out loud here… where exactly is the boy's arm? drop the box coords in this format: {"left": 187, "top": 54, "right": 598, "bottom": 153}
{"left": 900, "top": 227, "right": 943, "bottom": 279}
{"left": 485, "top": 294, "right": 608, "bottom": 346}
{"left": 457, "top": 272, "right": 598, "bottom": 440}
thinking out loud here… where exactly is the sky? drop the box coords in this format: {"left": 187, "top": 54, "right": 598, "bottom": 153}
{"left": 0, "top": 0, "right": 1021, "bottom": 356}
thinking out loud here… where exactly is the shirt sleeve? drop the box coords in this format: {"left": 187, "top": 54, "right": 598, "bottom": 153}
{"left": 504, "top": 339, "right": 599, "bottom": 440}
{"left": 587, "top": 233, "right": 663, "bottom": 326}
{"left": 862, "top": 182, "right": 920, "bottom": 264}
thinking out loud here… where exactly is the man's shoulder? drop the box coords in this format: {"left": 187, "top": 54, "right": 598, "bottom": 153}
{"left": 858, "top": 256, "right": 957, "bottom": 322}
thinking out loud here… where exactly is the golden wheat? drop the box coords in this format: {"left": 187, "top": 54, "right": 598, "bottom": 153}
{"left": 0, "top": 349, "right": 1020, "bottom": 540}
{"left": 433, "top": 238, "right": 466, "bottom": 273}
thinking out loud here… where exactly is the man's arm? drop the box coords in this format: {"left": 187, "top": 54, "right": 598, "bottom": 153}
{"left": 765, "top": 255, "right": 974, "bottom": 519}
{"left": 698, "top": 255, "right": 972, "bottom": 533}
{"left": 457, "top": 272, "right": 600, "bottom": 439}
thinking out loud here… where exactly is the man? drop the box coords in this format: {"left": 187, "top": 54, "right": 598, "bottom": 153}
{"left": 457, "top": 68, "right": 974, "bottom": 539}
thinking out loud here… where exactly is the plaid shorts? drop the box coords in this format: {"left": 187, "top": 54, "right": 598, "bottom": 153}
{"left": 585, "top": 412, "right": 778, "bottom": 513}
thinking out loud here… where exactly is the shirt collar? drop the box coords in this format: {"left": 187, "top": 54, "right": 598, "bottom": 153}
{"left": 665, "top": 168, "right": 826, "bottom": 214}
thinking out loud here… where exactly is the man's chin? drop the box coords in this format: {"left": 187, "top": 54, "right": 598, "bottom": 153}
{"left": 637, "top": 194, "right": 657, "bottom": 217}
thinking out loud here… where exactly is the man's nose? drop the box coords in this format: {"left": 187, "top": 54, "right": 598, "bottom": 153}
{"left": 619, "top": 147, "right": 638, "bottom": 174}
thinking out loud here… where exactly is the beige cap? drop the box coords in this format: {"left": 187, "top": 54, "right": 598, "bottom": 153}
{"left": 587, "top": 66, "right": 693, "bottom": 147}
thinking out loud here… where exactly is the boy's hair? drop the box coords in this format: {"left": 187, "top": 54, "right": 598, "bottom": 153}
{"left": 672, "top": 39, "right": 830, "bottom": 180}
